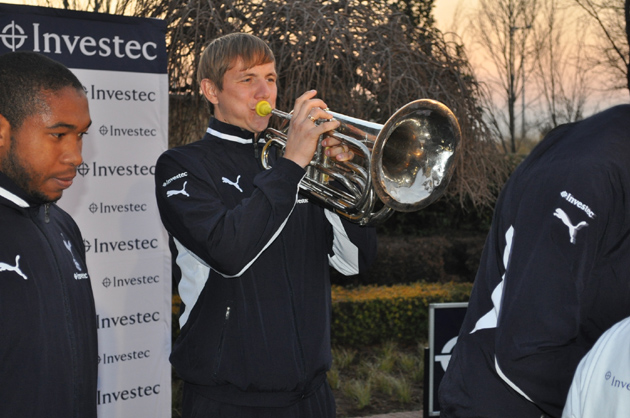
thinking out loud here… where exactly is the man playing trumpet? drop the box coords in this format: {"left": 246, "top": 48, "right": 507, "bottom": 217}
{"left": 155, "top": 32, "right": 377, "bottom": 417}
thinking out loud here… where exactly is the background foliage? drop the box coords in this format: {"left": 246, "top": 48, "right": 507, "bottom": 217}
{"left": 125, "top": 0, "right": 510, "bottom": 213}
{"left": 331, "top": 282, "right": 473, "bottom": 346}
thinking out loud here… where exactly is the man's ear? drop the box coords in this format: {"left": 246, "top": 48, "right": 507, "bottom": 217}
{"left": 0, "top": 114, "right": 11, "bottom": 149}
{"left": 200, "top": 79, "right": 219, "bottom": 105}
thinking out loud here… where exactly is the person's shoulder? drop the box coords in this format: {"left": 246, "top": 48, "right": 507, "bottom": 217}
{"left": 576, "top": 104, "right": 630, "bottom": 134}
{"left": 583, "top": 105, "right": 630, "bottom": 161}
{"left": 541, "top": 105, "right": 630, "bottom": 162}
{"left": 577, "top": 316, "right": 630, "bottom": 377}
{"left": 597, "top": 103, "right": 630, "bottom": 119}
{"left": 166, "top": 137, "right": 213, "bottom": 154}
{"left": 158, "top": 137, "right": 216, "bottom": 164}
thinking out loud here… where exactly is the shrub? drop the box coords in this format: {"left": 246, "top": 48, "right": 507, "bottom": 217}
{"left": 331, "top": 282, "right": 472, "bottom": 347}
{"left": 331, "top": 234, "right": 487, "bottom": 287}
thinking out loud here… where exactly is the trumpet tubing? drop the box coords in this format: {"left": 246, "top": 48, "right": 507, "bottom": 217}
{"left": 257, "top": 99, "right": 461, "bottom": 225}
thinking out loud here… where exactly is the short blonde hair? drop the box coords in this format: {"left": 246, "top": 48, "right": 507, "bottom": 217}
{"left": 197, "top": 33, "right": 275, "bottom": 91}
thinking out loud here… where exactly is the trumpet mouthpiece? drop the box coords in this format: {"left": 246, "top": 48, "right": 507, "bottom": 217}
{"left": 256, "top": 100, "right": 273, "bottom": 117}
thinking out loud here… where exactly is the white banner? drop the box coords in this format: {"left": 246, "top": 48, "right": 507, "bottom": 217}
{"left": 0, "top": 5, "right": 171, "bottom": 418}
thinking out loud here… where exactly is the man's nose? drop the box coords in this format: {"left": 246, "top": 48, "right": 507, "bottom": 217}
{"left": 62, "top": 138, "right": 83, "bottom": 167}
{"left": 254, "top": 80, "right": 273, "bottom": 99}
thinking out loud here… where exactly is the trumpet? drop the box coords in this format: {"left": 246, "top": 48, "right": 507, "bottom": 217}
{"left": 256, "top": 99, "right": 461, "bottom": 226}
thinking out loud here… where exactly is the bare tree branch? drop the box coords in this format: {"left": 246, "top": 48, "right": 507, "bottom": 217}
{"left": 573, "top": 0, "right": 629, "bottom": 93}
{"left": 469, "top": 0, "right": 539, "bottom": 153}
{"left": 532, "top": 0, "right": 591, "bottom": 134}
{"left": 28, "top": 0, "right": 511, "bottom": 210}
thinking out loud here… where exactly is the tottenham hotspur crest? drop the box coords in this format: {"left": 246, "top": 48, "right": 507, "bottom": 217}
{"left": 61, "top": 233, "right": 83, "bottom": 271}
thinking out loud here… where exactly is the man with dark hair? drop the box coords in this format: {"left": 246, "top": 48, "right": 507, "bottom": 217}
{"left": 0, "top": 52, "right": 84, "bottom": 129}
{"left": 155, "top": 32, "right": 377, "bottom": 417}
{"left": 0, "top": 51, "right": 97, "bottom": 417}
{"left": 439, "top": 104, "right": 630, "bottom": 418}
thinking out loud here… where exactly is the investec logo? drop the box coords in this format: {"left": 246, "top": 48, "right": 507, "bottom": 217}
{"left": 1, "top": 20, "right": 157, "bottom": 60}
{"left": 98, "top": 383, "right": 161, "bottom": 405}
{"left": 102, "top": 275, "right": 160, "bottom": 289}
{"left": 83, "top": 237, "right": 159, "bottom": 253}
{"left": 77, "top": 161, "right": 156, "bottom": 177}
{"left": 97, "top": 311, "right": 160, "bottom": 330}
{"left": 89, "top": 202, "right": 148, "bottom": 214}
{"left": 99, "top": 125, "right": 157, "bottom": 137}
{"left": 99, "top": 348, "right": 151, "bottom": 366}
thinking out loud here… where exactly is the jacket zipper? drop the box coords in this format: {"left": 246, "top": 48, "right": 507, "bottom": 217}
{"left": 213, "top": 303, "right": 232, "bottom": 377}
{"left": 33, "top": 206, "right": 80, "bottom": 416}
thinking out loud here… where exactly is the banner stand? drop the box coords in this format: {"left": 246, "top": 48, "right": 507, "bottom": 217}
{"left": 0, "top": 4, "right": 171, "bottom": 418}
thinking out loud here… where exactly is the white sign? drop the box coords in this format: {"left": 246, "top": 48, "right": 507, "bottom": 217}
{"left": 0, "top": 5, "right": 171, "bottom": 418}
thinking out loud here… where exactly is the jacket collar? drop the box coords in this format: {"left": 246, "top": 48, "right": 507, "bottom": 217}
{"left": 0, "top": 171, "right": 33, "bottom": 209}
{"left": 206, "top": 118, "right": 265, "bottom": 145}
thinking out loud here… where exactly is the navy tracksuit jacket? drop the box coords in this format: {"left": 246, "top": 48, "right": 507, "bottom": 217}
{"left": 0, "top": 172, "right": 98, "bottom": 417}
{"left": 155, "top": 118, "right": 377, "bottom": 407}
{"left": 439, "top": 105, "right": 630, "bottom": 417}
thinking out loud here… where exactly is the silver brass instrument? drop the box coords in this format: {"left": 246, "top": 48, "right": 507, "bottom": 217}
{"left": 256, "top": 99, "right": 461, "bottom": 226}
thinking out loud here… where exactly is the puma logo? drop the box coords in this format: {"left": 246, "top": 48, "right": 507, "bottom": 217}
{"left": 222, "top": 175, "right": 243, "bottom": 193}
{"left": 0, "top": 255, "right": 28, "bottom": 280}
{"left": 167, "top": 181, "right": 190, "bottom": 197}
{"left": 554, "top": 208, "right": 588, "bottom": 244}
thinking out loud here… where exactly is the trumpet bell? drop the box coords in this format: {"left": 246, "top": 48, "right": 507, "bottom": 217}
{"left": 371, "top": 99, "right": 459, "bottom": 212}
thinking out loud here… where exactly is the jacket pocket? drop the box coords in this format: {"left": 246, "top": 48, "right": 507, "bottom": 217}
{"left": 212, "top": 301, "right": 232, "bottom": 379}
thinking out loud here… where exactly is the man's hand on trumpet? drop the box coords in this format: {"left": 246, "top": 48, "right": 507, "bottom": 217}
{"left": 283, "top": 90, "right": 352, "bottom": 168}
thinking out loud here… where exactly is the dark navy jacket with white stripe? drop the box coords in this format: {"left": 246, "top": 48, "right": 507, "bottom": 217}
{"left": 439, "top": 105, "right": 630, "bottom": 418}
{"left": 0, "top": 172, "right": 97, "bottom": 417}
{"left": 155, "top": 118, "right": 377, "bottom": 407}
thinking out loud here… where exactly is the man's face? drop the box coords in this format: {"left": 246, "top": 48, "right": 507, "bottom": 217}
{"left": 0, "top": 87, "right": 91, "bottom": 203}
{"left": 205, "top": 58, "right": 277, "bottom": 135}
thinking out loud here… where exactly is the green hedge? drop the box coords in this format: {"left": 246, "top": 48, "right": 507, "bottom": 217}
{"left": 331, "top": 282, "right": 472, "bottom": 347}
{"left": 331, "top": 234, "right": 486, "bottom": 287}
{"left": 173, "top": 282, "right": 473, "bottom": 347}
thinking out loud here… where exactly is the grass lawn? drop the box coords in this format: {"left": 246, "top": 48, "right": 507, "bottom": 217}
{"left": 331, "top": 341, "right": 425, "bottom": 417}
{"left": 171, "top": 341, "right": 426, "bottom": 417}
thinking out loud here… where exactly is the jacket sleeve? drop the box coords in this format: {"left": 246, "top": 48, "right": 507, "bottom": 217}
{"left": 491, "top": 164, "right": 624, "bottom": 417}
{"left": 324, "top": 210, "right": 377, "bottom": 276}
{"left": 155, "top": 151, "right": 306, "bottom": 277}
